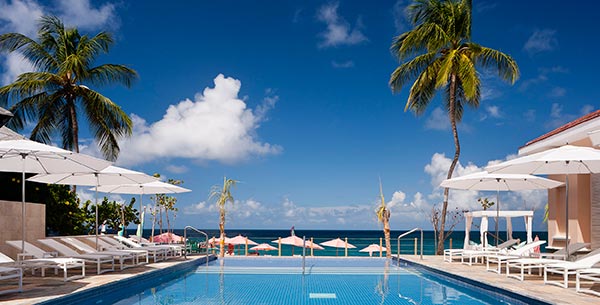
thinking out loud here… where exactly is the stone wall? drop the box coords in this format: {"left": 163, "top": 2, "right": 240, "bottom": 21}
{"left": 0, "top": 200, "right": 45, "bottom": 260}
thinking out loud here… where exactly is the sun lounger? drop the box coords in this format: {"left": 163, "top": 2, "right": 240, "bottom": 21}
{"left": 0, "top": 266, "right": 22, "bottom": 295}
{"left": 113, "top": 236, "right": 170, "bottom": 262}
{"left": 505, "top": 243, "right": 591, "bottom": 281}
{"left": 6, "top": 240, "right": 85, "bottom": 281}
{"left": 130, "top": 236, "right": 185, "bottom": 256}
{"left": 544, "top": 248, "right": 600, "bottom": 288}
{"left": 84, "top": 237, "right": 150, "bottom": 264}
{"left": 38, "top": 239, "right": 115, "bottom": 274}
{"left": 576, "top": 268, "right": 600, "bottom": 297}
{"left": 459, "top": 239, "right": 520, "bottom": 266}
{"left": 485, "top": 240, "right": 547, "bottom": 274}
{"left": 62, "top": 237, "right": 144, "bottom": 266}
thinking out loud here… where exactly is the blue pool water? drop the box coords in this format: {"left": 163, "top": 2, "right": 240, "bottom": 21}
{"left": 85, "top": 257, "right": 546, "bottom": 305}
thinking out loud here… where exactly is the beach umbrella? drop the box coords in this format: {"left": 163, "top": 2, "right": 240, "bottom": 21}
{"left": 0, "top": 137, "right": 111, "bottom": 253}
{"left": 227, "top": 235, "right": 258, "bottom": 245}
{"left": 359, "top": 244, "right": 387, "bottom": 257}
{"left": 28, "top": 165, "right": 156, "bottom": 250}
{"left": 250, "top": 243, "right": 277, "bottom": 251}
{"left": 319, "top": 238, "right": 356, "bottom": 256}
{"left": 271, "top": 235, "right": 324, "bottom": 255}
{"left": 440, "top": 171, "right": 563, "bottom": 246}
{"left": 150, "top": 232, "right": 184, "bottom": 243}
{"left": 209, "top": 236, "right": 233, "bottom": 246}
{"left": 486, "top": 145, "right": 600, "bottom": 258}
{"left": 91, "top": 180, "right": 191, "bottom": 242}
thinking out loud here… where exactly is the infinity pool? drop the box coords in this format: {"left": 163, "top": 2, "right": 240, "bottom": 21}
{"left": 77, "top": 257, "right": 544, "bottom": 305}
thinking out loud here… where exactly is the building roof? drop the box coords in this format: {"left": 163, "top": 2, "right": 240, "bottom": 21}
{"left": 523, "top": 109, "right": 600, "bottom": 148}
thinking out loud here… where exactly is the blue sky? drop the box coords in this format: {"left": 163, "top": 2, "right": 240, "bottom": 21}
{"left": 0, "top": 0, "right": 598, "bottom": 231}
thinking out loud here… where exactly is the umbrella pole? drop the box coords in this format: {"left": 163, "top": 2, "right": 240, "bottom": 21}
{"left": 496, "top": 187, "right": 500, "bottom": 247}
{"left": 565, "top": 174, "right": 570, "bottom": 259}
{"left": 139, "top": 193, "right": 143, "bottom": 242}
{"left": 21, "top": 154, "right": 26, "bottom": 254}
{"left": 95, "top": 174, "right": 99, "bottom": 251}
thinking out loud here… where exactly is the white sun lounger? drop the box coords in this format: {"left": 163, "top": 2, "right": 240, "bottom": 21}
{"left": 460, "top": 239, "right": 521, "bottom": 266}
{"left": 505, "top": 243, "right": 591, "bottom": 281}
{"left": 576, "top": 268, "right": 600, "bottom": 297}
{"left": 485, "top": 240, "right": 547, "bottom": 274}
{"left": 62, "top": 237, "right": 144, "bottom": 267}
{"left": 84, "top": 237, "right": 150, "bottom": 264}
{"left": 0, "top": 266, "right": 22, "bottom": 295}
{"left": 113, "top": 236, "right": 169, "bottom": 262}
{"left": 6, "top": 240, "right": 85, "bottom": 282}
{"left": 38, "top": 239, "right": 115, "bottom": 274}
{"left": 544, "top": 248, "right": 600, "bottom": 288}
{"left": 129, "top": 237, "right": 184, "bottom": 256}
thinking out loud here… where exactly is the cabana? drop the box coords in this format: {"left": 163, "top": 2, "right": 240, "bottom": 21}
{"left": 463, "top": 210, "right": 534, "bottom": 249}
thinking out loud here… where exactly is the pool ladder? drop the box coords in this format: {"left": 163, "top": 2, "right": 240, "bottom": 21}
{"left": 184, "top": 226, "right": 209, "bottom": 264}
{"left": 397, "top": 227, "right": 423, "bottom": 263}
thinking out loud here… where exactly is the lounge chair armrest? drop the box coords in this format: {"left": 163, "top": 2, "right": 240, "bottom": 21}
{"left": 17, "top": 253, "right": 34, "bottom": 262}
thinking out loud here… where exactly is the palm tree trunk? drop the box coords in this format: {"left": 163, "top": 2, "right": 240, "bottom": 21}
{"left": 437, "top": 74, "right": 461, "bottom": 255}
{"left": 219, "top": 207, "right": 226, "bottom": 258}
{"left": 68, "top": 99, "right": 79, "bottom": 192}
{"left": 383, "top": 215, "right": 391, "bottom": 259}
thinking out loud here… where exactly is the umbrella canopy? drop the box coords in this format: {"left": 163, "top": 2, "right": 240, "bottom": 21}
{"left": 486, "top": 145, "right": 600, "bottom": 258}
{"left": 0, "top": 107, "right": 13, "bottom": 128}
{"left": 272, "top": 235, "right": 324, "bottom": 250}
{"left": 320, "top": 238, "right": 356, "bottom": 248}
{"left": 440, "top": 171, "right": 563, "bottom": 245}
{"left": 91, "top": 180, "right": 191, "bottom": 246}
{"left": 0, "top": 126, "right": 23, "bottom": 141}
{"left": 28, "top": 165, "right": 157, "bottom": 250}
{"left": 209, "top": 236, "right": 232, "bottom": 245}
{"left": 150, "top": 232, "right": 183, "bottom": 243}
{"left": 227, "top": 235, "right": 258, "bottom": 245}
{"left": 250, "top": 243, "right": 277, "bottom": 251}
{"left": 0, "top": 137, "right": 112, "bottom": 252}
{"left": 359, "top": 244, "right": 387, "bottom": 256}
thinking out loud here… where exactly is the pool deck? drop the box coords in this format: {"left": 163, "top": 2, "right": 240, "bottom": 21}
{"left": 400, "top": 255, "right": 600, "bottom": 305}
{"left": 0, "top": 254, "right": 213, "bottom": 305}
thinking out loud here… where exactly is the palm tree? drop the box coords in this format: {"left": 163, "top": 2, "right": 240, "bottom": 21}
{"left": 376, "top": 179, "right": 392, "bottom": 259}
{"left": 0, "top": 15, "right": 137, "bottom": 161}
{"left": 389, "top": 0, "right": 518, "bottom": 254}
{"left": 210, "top": 177, "right": 238, "bottom": 258}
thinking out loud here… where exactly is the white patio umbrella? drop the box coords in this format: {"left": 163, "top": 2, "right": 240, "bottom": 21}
{"left": 0, "top": 138, "right": 111, "bottom": 252}
{"left": 320, "top": 238, "right": 356, "bottom": 256}
{"left": 440, "top": 171, "right": 563, "bottom": 246}
{"left": 486, "top": 145, "right": 600, "bottom": 258}
{"left": 271, "top": 235, "right": 324, "bottom": 255}
{"left": 250, "top": 243, "right": 277, "bottom": 251}
{"left": 91, "top": 180, "right": 191, "bottom": 242}
{"left": 227, "top": 235, "right": 258, "bottom": 246}
{"left": 359, "top": 244, "right": 387, "bottom": 257}
{"left": 28, "top": 165, "right": 157, "bottom": 250}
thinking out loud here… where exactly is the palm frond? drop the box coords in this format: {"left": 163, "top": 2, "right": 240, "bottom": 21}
{"left": 471, "top": 45, "right": 519, "bottom": 84}
{"left": 87, "top": 64, "right": 138, "bottom": 88}
{"left": 405, "top": 59, "right": 441, "bottom": 114}
{"left": 389, "top": 52, "right": 436, "bottom": 93}
{"left": 29, "top": 92, "right": 64, "bottom": 144}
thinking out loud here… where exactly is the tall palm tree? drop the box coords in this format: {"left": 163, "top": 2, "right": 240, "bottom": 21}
{"left": 210, "top": 177, "right": 237, "bottom": 258}
{"left": 0, "top": 15, "right": 137, "bottom": 161}
{"left": 376, "top": 179, "right": 391, "bottom": 259}
{"left": 389, "top": 0, "right": 518, "bottom": 254}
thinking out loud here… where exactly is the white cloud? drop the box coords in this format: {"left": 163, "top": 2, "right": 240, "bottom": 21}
{"left": 55, "top": 0, "right": 117, "bottom": 30}
{"left": 523, "top": 29, "right": 558, "bottom": 55}
{"left": 0, "top": 53, "right": 35, "bottom": 85}
{"left": 165, "top": 165, "right": 188, "bottom": 174}
{"left": 0, "top": 0, "right": 44, "bottom": 36}
{"left": 116, "top": 74, "right": 281, "bottom": 166}
{"left": 519, "top": 66, "right": 568, "bottom": 92}
{"left": 331, "top": 60, "right": 354, "bottom": 68}
{"left": 486, "top": 105, "right": 502, "bottom": 118}
{"left": 424, "top": 107, "right": 450, "bottom": 131}
{"left": 523, "top": 109, "right": 536, "bottom": 122}
{"left": 580, "top": 104, "right": 594, "bottom": 115}
{"left": 545, "top": 103, "right": 595, "bottom": 130}
{"left": 392, "top": 0, "right": 408, "bottom": 33}
{"left": 316, "top": 2, "right": 367, "bottom": 48}
{"left": 547, "top": 87, "right": 566, "bottom": 98}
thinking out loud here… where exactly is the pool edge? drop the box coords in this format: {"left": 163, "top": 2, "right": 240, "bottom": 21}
{"left": 36, "top": 254, "right": 217, "bottom": 305}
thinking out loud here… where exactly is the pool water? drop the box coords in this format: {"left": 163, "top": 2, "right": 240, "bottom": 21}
{"left": 106, "top": 257, "right": 526, "bottom": 305}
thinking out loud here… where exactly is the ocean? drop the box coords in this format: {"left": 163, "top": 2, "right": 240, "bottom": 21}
{"left": 128, "top": 229, "right": 548, "bottom": 257}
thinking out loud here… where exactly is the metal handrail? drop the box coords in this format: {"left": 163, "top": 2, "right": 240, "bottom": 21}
{"left": 184, "top": 226, "right": 209, "bottom": 263}
{"left": 397, "top": 227, "right": 423, "bottom": 262}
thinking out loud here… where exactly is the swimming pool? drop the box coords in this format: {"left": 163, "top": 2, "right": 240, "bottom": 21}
{"left": 47, "top": 257, "right": 550, "bottom": 305}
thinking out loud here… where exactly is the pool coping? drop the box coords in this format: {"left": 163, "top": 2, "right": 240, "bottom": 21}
{"left": 396, "top": 257, "right": 552, "bottom": 305}
{"left": 36, "top": 254, "right": 217, "bottom": 305}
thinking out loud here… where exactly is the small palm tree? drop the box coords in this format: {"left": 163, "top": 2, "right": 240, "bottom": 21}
{"left": 376, "top": 179, "right": 392, "bottom": 259}
{"left": 0, "top": 15, "right": 137, "bottom": 161}
{"left": 389, "top": 0, "right": 518, "bottom": 254}
{"left": 210, "top": 177, "right": 237, "bottom": 257}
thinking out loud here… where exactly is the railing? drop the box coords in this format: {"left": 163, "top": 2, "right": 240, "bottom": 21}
{"left": 184, "top": 226, "right": 209, "bottom": 263}
{"left": 397, "top": 228, "right": 423, "bottom": 263}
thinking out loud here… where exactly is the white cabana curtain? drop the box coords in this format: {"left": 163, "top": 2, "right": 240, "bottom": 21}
{"left": 525, "top": 215, "right": 533, "bottom": 243}
{"left": 480, "top": 216, "right": 489, "bottom": 248}
{"left": 464, "top": 214, "right": 472, "bottom": 249}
